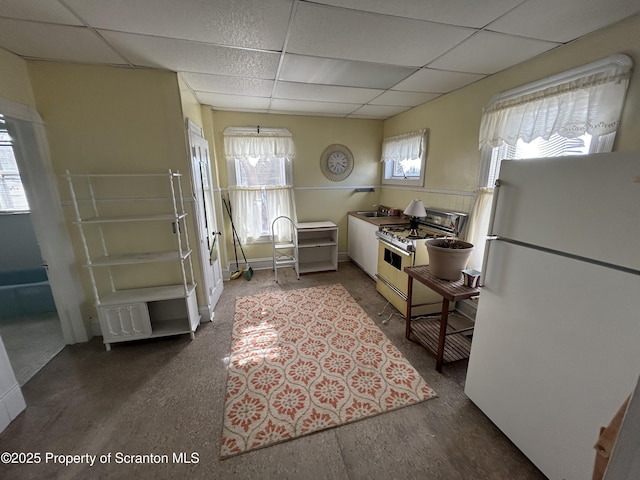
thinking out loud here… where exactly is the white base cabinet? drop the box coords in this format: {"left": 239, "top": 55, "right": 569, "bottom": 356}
{"left": 97, "top": 286, "right": 199, "bottom": 351}
{"left": 295, "top": 222, "right": 338, "bottom": 274}
{"left": 348, "top": 215, "right": 379, "bottom": 280}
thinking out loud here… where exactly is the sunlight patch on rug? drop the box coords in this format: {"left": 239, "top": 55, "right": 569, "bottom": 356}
{"left": 220, "top": 284, "right": 436, "bottom": 458}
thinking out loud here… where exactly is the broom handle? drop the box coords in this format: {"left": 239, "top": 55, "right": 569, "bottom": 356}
{"left": 223, "top": 197, "right": 240, "bottom": 270}
{"left": 223, "top": 197, "right": 249, "bottom": 265}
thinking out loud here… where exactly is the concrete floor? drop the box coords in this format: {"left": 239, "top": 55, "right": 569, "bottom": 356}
{"left": 0, "top": 262, "right": 546, "bottom": 480}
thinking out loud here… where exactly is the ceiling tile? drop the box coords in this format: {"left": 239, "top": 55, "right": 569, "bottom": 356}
{"left": 0, "top": 0, "right": 83, "bottom": 25}
{"left": 312, "top": 0, "right": 524, "bottom": 28}
{"left": 279, "top": 54, "right": 416, "bottom": 89}
{"left": 65, "top": 0, "right": 293, "bottom": 50}
{"left": 100, "top": 31, "right": 281, "bottom": 77}
{"left": 370, "top": 90, "right": 440, "bottom": 107}
{"left": 393, "top": 68, "right": 487, "bottom": 93}
{"left": 429, "top": 31, "right": 560, "bottom": 75}
{"left": 288, "top": 2, "right": 474, "bottom": 67}
{"left": 349, "top": 104, "right": 410, "bottom": 118}
{"left": 195, "top": 92, "right": 271, "bottom": 110}
{"left": 487, "top": 0, "right": 640, "bottom": 43}
{"left": 180, "top": 73, "right": 274, "bottom": 96}
{"left": 270, "top": 98, "right": 359, "bottom": 115}
{"left": 0, "top": 20, "right": 127, "bottom": 64}
{"left": 273, "top": 82, "right": 382, "bottom": 103}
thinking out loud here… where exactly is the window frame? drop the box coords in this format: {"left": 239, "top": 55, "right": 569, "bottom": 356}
{"left": 478, "top": 54, "right": 631, "bottom": 188}
{"left": 0, "top": 116, "right": 30, "bottom": 213}
{"left": 381, "top": 129, "right": 428, "bottom": 187}
{"left": 224, "top": 127, "right": 295, "bottom": 244}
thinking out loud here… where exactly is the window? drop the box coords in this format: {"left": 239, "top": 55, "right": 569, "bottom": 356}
{"left": 224, "top": 127, "right": 296, "bottom": 244}
{"left": 381, "top": 129, "right": 427, "bottom": 186}
{"left": 466, "top": 54, "right": 632, "bottom": 271}
{"left": 0, "top": 116, "right": 29, "bottom": 212}
{"left": 486, "top": 132, "right": 596, "bottom": 187}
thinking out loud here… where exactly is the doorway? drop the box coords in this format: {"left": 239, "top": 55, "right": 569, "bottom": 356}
{"left": 187, "top": 119, "right": 223, "bottom": 320}
{"left": 0, "top": 115, "right": 65, "bottom": 385}
{"left": 0, "top": 100, "right": 89, "bottom": 388}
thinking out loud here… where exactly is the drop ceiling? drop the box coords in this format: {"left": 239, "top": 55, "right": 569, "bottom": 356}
{"left": 1, "top": 0, "right": 639, "bottom": 119}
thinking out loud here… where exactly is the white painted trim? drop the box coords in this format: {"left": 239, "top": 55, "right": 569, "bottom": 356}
{"left": 294, "top": 185, "right": 378, "bottom": 190}
{"left": 379, "top": 185, "right": 475, "bottom": 196}
{"left": 0, "top": 334, "right": 25, "bottom": 433}
{"left": 485, "top": 54, "right": 633, "bottom": 106}
{"left": 219, "top": 185, "right": 474, "bottom": 196}
{"left": 0, "top": 98, "right": 44, "bottom": 124}
{"left": 224, "top": 253, "right": 351, "bottom": 278}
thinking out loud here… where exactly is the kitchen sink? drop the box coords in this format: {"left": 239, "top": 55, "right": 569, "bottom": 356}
{"left": 356, "top": 211, "right": 390, "bottom": 217}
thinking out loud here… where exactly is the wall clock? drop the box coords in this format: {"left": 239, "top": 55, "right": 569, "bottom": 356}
{"left": 320, "top": 144, "right": 354, "bottom": 181}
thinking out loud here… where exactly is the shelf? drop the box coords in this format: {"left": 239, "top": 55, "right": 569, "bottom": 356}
{"left": 298, "top": 260, "right": 337, "bottom": 274}
{"left": 98, "top": 284, "right": 197, "bottom": 306}
{"left": 67, "top": 171, "right": 200, "bottom": 351}
{"left": 148, "top": 317, "right": 193, "bottom": 337}
{"left": 295, "top": 221, "right": 338, "bottom": 274}
{"left": 76, "top": 212, "right": 187, "bottom": 224}
{"left": 297, "top": 238, "right": 336, "bottom": 248}
{"left": 88, "top": 249, "right": 192, "bottom": 267}
{"left": 410, "top": 316, "right": 473, "bottom": 365}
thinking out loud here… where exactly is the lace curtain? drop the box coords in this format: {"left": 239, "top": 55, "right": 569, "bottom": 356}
{"left": 479, "top": 56, "right": 632, "bottom": 149}
{"left": 228, "top": 186, "right": 296, "bottom": 244}
{"left": 465, "top": 187, "right": 493, "bottom": 271}
{"left": 224, "top": 129, "right": 295, "bottom": 161}
{"left": 471, "top": 55, "right": 632, "bottom": 273}
{"left": 224, "top": 127, "right": 296, "bottom": 244}
{"left": 380, "top": 129, "right": 426, "bottom": 162}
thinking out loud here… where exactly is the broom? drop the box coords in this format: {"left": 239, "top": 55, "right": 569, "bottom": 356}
{"left": 229, "top": 227, "right": 243, "bottom": 280}
{"left": 223, "top": 197, "right": 253, "bottom": 281}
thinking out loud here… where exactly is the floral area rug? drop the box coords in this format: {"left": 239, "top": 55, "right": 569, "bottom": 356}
{"left": 220, "top": 284, "right": 437, "bottom": 458}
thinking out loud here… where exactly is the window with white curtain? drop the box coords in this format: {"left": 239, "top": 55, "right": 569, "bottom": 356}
{"left": 466, "top": 54, "right": 632, "bottom": 271}
{"left": 224, "top": 127, "right": 296, "bottom": 244}
{"left": 381, "top": 129, "right": 427, "bottom": 186}
{"left": 0, "top": 115, "right": 29, "bottom": 212}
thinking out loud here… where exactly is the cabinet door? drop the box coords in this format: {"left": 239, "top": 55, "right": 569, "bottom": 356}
{"left": 362, "top": 222, "right": 380, "bottom": 279}
{"left": 98, "top": 303, "right": 152, "bottom": 342}
{"left": 348, "top": 216, "right": 361, "bottom": 265}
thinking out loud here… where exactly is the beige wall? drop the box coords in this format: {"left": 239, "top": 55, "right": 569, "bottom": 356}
{"left": 380, "top": 14, "right": 640, "bottom": 214}
{"left": 208, "top": 111, "right": 383, "bottom": 260}
{"left": 27, "top": 62, "right": 188, "bottom": 174}
{"left": 0, "top": 48, "right": 36, "bottom": 108}
{"left": 26, "top": 62, "right": 201, "bottom": 314}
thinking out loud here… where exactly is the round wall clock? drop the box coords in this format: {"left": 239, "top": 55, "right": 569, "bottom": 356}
{"left": 320, "top": 144, "right": 354, "bottom": 181}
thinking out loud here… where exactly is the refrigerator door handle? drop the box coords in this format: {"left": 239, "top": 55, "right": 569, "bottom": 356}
{"left": 481, "top": 179, "right": 502, "bottom": 285}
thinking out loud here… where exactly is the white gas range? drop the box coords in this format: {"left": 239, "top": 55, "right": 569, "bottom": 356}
{"left": 375, "top": 208, "right": 468, "bottom": 317}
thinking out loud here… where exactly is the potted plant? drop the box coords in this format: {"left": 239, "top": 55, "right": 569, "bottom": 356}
{"left": 425, "top": 223, "right": 474, "bottom": 280}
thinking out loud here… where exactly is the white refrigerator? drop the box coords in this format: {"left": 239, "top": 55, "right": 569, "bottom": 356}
{"left": 465, "top": 152, "right": 640, "bottom": 480}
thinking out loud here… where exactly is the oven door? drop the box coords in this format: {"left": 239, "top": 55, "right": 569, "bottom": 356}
{"left": 376, "top": 240, "right": 414, "bottom": 300}
{"left": 376, "top": 239, "right": 446, "bottom": 317}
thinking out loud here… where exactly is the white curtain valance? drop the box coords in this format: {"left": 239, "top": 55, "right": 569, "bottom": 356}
{"left": 381, "top": 129, "right": 426, "bottom": 162}
{"left": 479, "top": 55, "right": 633, "bottom": 149}
{"left": 224, "top": 128, "right": 295, "bottom": 160}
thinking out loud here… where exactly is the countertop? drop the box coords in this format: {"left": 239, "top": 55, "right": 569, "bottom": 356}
{"left": 348, "top": 211, "right": 410, "bottom": 227}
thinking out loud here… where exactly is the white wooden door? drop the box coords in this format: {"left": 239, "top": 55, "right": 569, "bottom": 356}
{"left": 188, "top": 120, "right": 223, "bottom": 320}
